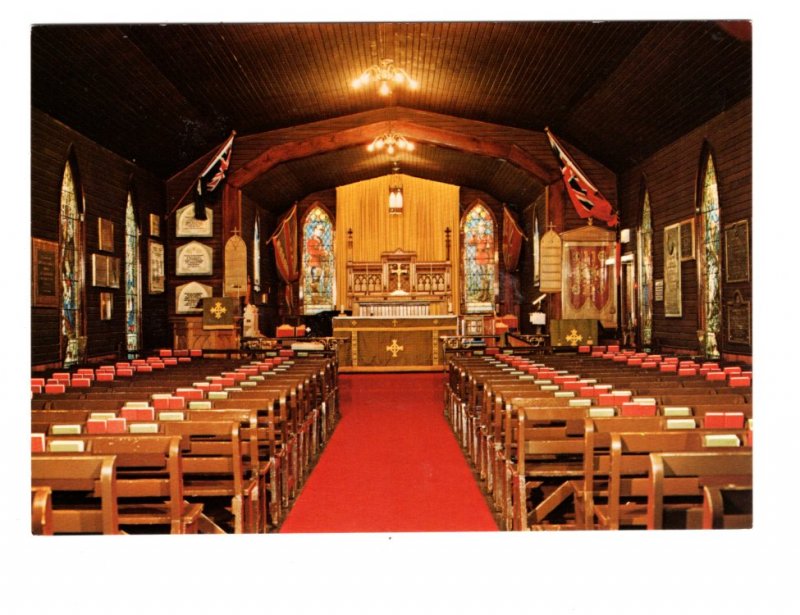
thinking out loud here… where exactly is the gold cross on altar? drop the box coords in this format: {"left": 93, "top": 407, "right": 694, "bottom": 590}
{"left": 390, "top": 263, "right": 408, "bottom": 288}
{"left": 565, "top": 328, "right": 583, "bottom": 346}
{"left": 386, "top": 339, "right": 404, "bottom": 358}
{"left": 210, "top": 301, "right": 228, "bottom": 320}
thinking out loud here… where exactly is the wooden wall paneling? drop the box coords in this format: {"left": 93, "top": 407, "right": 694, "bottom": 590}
{"left": 617, "top": 98, "right": 751, "bottom": 356}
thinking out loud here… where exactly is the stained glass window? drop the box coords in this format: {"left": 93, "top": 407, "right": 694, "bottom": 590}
{"left": 60, "top": 162, "right": 83, "bottom": 367}
{"left": 638, "top": 190, "right": 654, "bottom": 347}
{"left": 700, "top": 153, "right": 722, "bottom": 358}
{"left": 124, "top": 193, "right": 141, "bottom": 355}
{"left": 253, "top": 215, "right": 261, "bottom": 293}
{"left": 463, "top": 203, "right": 496, "bottom": 313}
{"left": 301, "top": 206, "right": 335, "bottom": 314}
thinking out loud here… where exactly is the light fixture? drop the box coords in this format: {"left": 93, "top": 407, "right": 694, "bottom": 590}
{"left": 388, "top": 164, "right": 403, "bottom": 215}
{"left": 351, "top": 58, "right": 419, "bottom": 96}
{"left": 367, "top": 130, "right": 415, "bottom": 156}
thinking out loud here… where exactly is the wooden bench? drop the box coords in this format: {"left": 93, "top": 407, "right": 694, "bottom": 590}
{"left": 702, "top": 485, "right": 753, "bottom": 529}
{"left": 647, "top": 451, "right": 752, "bottom": 529}
{"left": 31, "top": 486, "right": 53, "bottom": 535}
{"left": 31, "top": 455, "right": 119, "bottom": 534}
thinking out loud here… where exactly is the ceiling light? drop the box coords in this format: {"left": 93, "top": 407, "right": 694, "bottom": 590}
{"left": 367, "top": 130, "right": 415, "bottom": 155}
{"left": 352, "top": 59, "right": 419, "bottom": 96}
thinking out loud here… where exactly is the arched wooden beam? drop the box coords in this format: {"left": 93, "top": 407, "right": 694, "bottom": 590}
{"left": 228, "top": 120, "right": 558, "bottom": 188}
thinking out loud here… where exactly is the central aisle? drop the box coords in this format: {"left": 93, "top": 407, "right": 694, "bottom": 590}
{"left": 279, "top": 373, "right": 498, "bottom": 533}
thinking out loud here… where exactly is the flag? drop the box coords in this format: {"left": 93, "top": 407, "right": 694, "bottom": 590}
{"left": 270, "top": 204, "right": 299, "bottom": 284}
{"left": 545, "top": 128, "right": 618, "bottom": 227}
{"left": 195, "top": 133, "right": 235, "bottom": 220}
{"left": 502, "top": 205, "right": 526, "bottom": 271}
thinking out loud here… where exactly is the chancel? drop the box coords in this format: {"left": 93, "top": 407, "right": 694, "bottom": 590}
{"left": 28, "top": 18, "right": 755, "bottom": 557}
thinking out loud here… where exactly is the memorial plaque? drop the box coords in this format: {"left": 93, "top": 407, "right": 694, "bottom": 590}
{"left": 176, "top": 241, "right": 213, "bottom": 276}
{"left": 149, "top": 213, "right": 161, "bottom": 237}
{"left": 148, "top": 240, "right": 165, "bottom": 293}
{"left": 176, "top": 281, "right": 213, "bottom": 313}
{"left": 727, "top": 292, "right": 751, "bottom": 345}
{"left": 224, "top": 235, "right": 248, "bottom": 297}
{"left": 654, "top": 279, "right": 664, "bottom": 302}
{"left": 98, "top": 218, "right": 114, "bottom": 252}
{"left": 91, "top": 254, "right": 121, "bottom": 288}
{"left": 538, "top": 229, "right": 562, "bottom": 293}
{"left": 176, "top": 203, "right": 213, "bottom": 237}
{"left": 680, "top": 218, "right": 695, "bottom": 261}
{"left": 32, "top": 238, "right": 59, "bottom": 307}
{"left": 663, "top": 223, "right": 682, "bottom": 317}
{"left": 725, "top": 219, "right": 750, "bottom": 283}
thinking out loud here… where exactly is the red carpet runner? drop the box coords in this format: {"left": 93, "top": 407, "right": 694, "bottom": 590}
{"left": 279, "top": 373, "right": 498, "bottom": 533}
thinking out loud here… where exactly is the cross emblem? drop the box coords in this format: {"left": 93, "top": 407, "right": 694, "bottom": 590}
{"left": 565, "top": 328, "right": 583, "bottom": 346}
{"left": 392, "top": 319, "right": 398, "bottom": 327}
{"left": 390, "top": 263, "right": 408, "bottom": 289}
{"left": 386, "top": 339, "right": 404, "bottom": 358}
{"left": 210, "top": 301, "right": 228, "bottom": 320}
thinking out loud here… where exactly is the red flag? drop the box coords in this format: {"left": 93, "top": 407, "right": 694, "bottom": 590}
{"left": 270, "top": 204, "right": 299, "bottom": 284}
{"left": 195, "top": 132, "right": 235, "bottom": 220}
{"left": 545, "top": 128, "right": 618, "bottom": 227}
{"left": 502, "top": 206, "right": 526, "bottom": 271}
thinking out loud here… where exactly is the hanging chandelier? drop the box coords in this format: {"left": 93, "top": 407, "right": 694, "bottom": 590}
{"left": 367, "top": 130, "right": 415, "bottom": 156}
{"left": 351, "top": 58, "right": 419, "bottom": 96}
{"left": 388, "top": 164, "right": 403, "bottom": 215}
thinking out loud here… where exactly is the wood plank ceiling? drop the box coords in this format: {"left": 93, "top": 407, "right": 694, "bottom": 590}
{"left": 31, "top": 21, "right": 751, "bottom": 212}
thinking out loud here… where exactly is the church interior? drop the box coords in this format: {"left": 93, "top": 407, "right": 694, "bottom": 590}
{"left": 20, "top": 15, "right": 783, "bottom": 613}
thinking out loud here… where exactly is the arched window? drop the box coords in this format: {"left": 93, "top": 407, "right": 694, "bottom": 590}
{"left": 59, "top": 160, "right": 84, "bottom": 367}
{"left": 253, "top": 215, "right": 262, "bottom": 293}
{"left": 462, "top": 202, "right": 497, "bottom": 313}
{"left": 124, "top": 192, "right": 142, "bottom": 355}
{"left": 638, "top": 188, "right": 654, "bottom": 347}
{"left": 698, "top": 151, "right": 722, "bottom": 358}
{"left": 301, "top": 205, "right": 335, "bottom": 314}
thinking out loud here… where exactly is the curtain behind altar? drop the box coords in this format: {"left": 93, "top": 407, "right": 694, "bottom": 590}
{"left": 335, "top": 174, "right": 460, "bottom": 311}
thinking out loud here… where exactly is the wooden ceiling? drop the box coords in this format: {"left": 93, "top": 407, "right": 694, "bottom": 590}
{"left": 31, "top": 21, "right": 751, "bottom": 211}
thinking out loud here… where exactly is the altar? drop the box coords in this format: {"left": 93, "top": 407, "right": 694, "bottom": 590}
{"left": 333, "top": 315, "right": 458, "bottom": 372}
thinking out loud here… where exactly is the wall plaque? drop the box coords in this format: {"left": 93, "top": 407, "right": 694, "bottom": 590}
{"left": 654, "top": 279, "right": 664, "bottom": 302}
{"left": 538, "top": 229, "right": 562, "bottom": 293}
{"left": 149, "top": 213, "right": 161, "bottom": 237}
{"left": 91, "top": 254, "right": 121, "bottom": 288}
{"left": 663, "top": 223, "right": 682, "bottom": 317}
{"left": 176, "top": 203, "right": 213, "bottom": 238}
{"left": 98, "top": 218, "right": 115, "bottom": 252}
{"left": 725, "top": 219, "right": 750, "bottom": 283}
{"left": 176, "top": 281, "right": 213, "bottom": 313}
{"left": 680, "top": 218, "right": 695, "bottom": 261}
{"left": 726, "top": 291, "right": 751, "bottom": 345}
{"left": 176, "top": 241, "right": 213, "bottom": 276}
{"left": 32, "top": 238, "right": 59, "bottom": 308}
{"left": 148, "top": 240, "right": 165, "bottom": 294}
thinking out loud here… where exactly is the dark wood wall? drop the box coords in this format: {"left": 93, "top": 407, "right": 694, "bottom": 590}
{"left": 31, "top": 110, "right": 168, "bottom": 369}
{"left": 617, "top": 97, "right": 752, "bottom": 358}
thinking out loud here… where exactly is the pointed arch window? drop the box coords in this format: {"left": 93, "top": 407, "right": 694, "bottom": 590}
{"left": 59, "top": 161, "right": 84, "bottom": 367}
{"left": 699, "top": 152, "right": 722, "bottom": 357}
{"left": 301, "top": 206, "right": 335, "bottom": 314}
{"left": 124, "top": 193, "right": 142, "bottom": 355}
{"left": 462, "top": 202, "right": 497, "bottom": 313}
{"left": 253, "top": 215, "right": 262, "bottom": 293}
{"left": 638, "top": 189, "right": 654, "bottom": 347}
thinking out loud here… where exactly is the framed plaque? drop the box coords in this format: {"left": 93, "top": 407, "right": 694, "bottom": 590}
{"left": 148, "top": 240, "right": 165, "bottom": 294}
{"left": 98, "top": 217, "right": 115, "bottom": 252}
{"left": 727, "top": 291, "right": 751, "bottom": 345}
{"left": 724, "top": 219, "right": 750, "bottom": 283}
{"left": 100, "top": 292, "right": 114, "bottom": 320}
{"left": 149, "top": 213, "right": 161, "bottom": 238}
{"left": 176, "top": 281, "right": 213, "bottom": 313}
{"left": 32, "top": 238, "right": 59, "bottom": 308}
{"left": 663, "top": 223, "right": 682, "bottom": 317}
{"left": 176, "top": 241, "right": 213, "bottom": 276}
{"left": 176, "top": 203, "right": 213, "bottom": 238}
{"left": 91, "top": 254, "right": 121, "bottom": 288}
{"left": 679, "top": 218, "right": 695, "bottom": 261}
{"left": 654, "top": 279, "right": 664, "bottom": 302}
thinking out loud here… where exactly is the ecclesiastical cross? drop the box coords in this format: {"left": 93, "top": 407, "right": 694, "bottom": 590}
{"left": 390, "top": 263, "right": 408, "bottom": 289}
{"left": 210, "top": 301, "right": 228, "bottom": 320}
{"left": 565, "top": 328, "right": 583, "bottom": 346}
{"left": 386, "top": 339, "right": 404, "bottom": 358}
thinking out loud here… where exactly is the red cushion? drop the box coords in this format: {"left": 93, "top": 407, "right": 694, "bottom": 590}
{"left": 729, "top": 376, "right": 751, "bottom": 387}
{"left": 279, "top": 349, "right": 294, "bottom": 357}
{"left": 660, "top": 363, "right": 677, "bottom": 372}
{"left": 159, "top": 349, "right": 173, "bottom": 357}
{"left": 117, "top": 368, "right": 133, "bottom": 377}
{"left": 706, "top": 371, "right": 726, "bottom": 381}
{"left": 31, "top": 434, "right": 45, "bottom": 453}
{"left": 621, "top": 402, "right": 657, "bottom": 417}
{"left": 578, "top": 345, "right": 591, "bottom": 353}
{"left": 31, "top": 384, "right": 42, "bottom": 395}
{"left": 607, "top": 345, "right": 620, "bottom": 353}
{"left": 45, "top": 384, "right": 65, "bottom": 394}
{"left": 86, "top": 419, "right": 108, "bottom": 434}
{"left": 678, "top": 368, "right": 697, "bottom": 377}
{"left": 724, "top": 412, "right": 746, "bottom": 429}
{"left": 190, "top": 349, "right": 203, "bottom": 357}
{"left": 627, "top": 358, "right": 643, "bottom": 366}
{"left": 178, "top": 357, "right": 191, "bottom": 363}
{"left": 70, "top": 378, "right": 91, "bottom": 388}
{"left": 106, "top": 418, "right": 127, "bottom": 433}
{"left": 96, "top": 372, "right": 114, "bottom": 382}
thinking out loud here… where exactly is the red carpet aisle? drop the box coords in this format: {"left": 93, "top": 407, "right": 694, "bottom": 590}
{"left": 279, "top": 373, "right": 498, "bottom": 532}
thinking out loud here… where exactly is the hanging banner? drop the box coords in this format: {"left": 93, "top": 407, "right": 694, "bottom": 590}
{"left": 270, "top": 204, "right": 299, "bottom": 284}
{"left": 560, "top": 225, "right": 617, "bottom": 328}
{"left": 502, "top": 206, "right": 526, "bottom": 272}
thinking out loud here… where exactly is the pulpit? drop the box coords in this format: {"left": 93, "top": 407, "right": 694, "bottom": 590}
{"left": 549, "top": 318, "right": 598, "bottom": 347}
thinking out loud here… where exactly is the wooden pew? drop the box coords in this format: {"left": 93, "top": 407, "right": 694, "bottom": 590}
{"left": 647, "top": 451, "right": 752, "bottom": 529}
{"left": 31, "top": 487, "right": 53, "bottom": 535}
{"left": 31, "top": 455, "right": 120, "bottom": 535}
{"left": 702, "top": 485, "right": 753, "bottom": 529}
